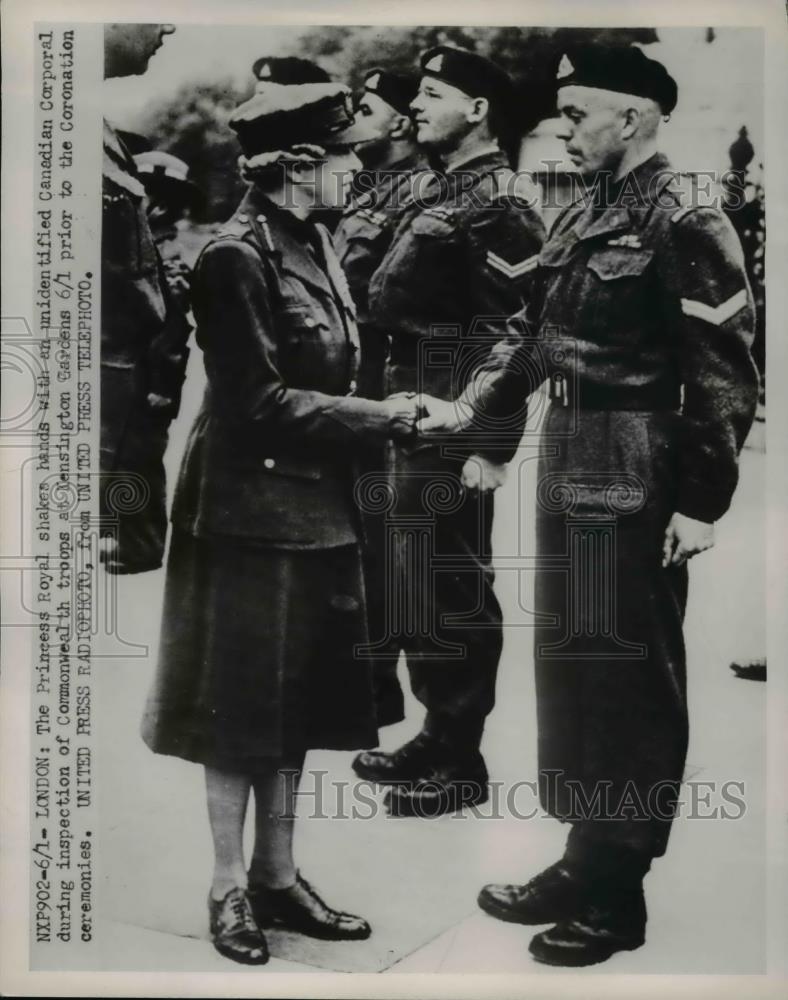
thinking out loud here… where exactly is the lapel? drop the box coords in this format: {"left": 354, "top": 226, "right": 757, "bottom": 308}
{"left": 315, "top": 225, "right": 357, "bottom": 318}
{"left": 103, "top": 120, "right": 146, "bottom": 198}
{"left": 315, "top": 225, "right": 360, "bottom": 353}
{"left": 240, "top": 187, "right": 334, "bottom": 299}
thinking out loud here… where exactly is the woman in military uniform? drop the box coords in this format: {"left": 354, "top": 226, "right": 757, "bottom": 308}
{"left": 141, "top": 83, "right": 417, "bottom": 965}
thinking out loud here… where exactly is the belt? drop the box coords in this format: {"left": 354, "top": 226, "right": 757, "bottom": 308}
{"left": 548, "top": 374, "right": 681, "bottom": 411}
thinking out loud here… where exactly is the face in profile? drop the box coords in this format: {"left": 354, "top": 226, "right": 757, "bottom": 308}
{"left": 104, "top": 23, "right": 175, "bottom": 78}
{"left": 410, "top": 77, "right": 478, "bottom": 152}
{"left": 555, "top": 85, "right": 628, "bottom": 176}
{"left": 309, "top": 146, "right": 363, "bottom": 209}
{"left": 354, "top": 92, "right": 399, "bottom": 167}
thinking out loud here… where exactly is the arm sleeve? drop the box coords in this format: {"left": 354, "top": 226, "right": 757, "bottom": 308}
{"left": 669, "top": 207, "right": 759, "bottom": 522}
{"left": 193, "top": 238, "right": 405, "bottom": 450}
{"left": 460, "top": 199, "right": 545, "bottom": 461}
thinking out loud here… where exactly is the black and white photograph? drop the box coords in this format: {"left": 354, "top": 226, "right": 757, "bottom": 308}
{"left": 1, "top": 1, "right": 787, "bottom": 996}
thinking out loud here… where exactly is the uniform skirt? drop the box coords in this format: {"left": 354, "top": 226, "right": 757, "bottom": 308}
{"left": 141, "top": 530, "right": 379, "bottom": 771}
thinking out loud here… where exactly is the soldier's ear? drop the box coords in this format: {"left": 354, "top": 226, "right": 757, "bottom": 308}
{"left": 389, "top": 114, "right": 413, "bottom": 141}
{"left": 621, "top": 105, "right": 640, "bottom": 140}
{"left": 467, "top": 96, "right": 490, "bottom": 126}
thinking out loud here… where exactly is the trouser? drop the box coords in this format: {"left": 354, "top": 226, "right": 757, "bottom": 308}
{"left": 535, "top": 406, "right": 689, "bottom": 858}
{"left": 380, "top": 439, "right": 502, "bottom": 752}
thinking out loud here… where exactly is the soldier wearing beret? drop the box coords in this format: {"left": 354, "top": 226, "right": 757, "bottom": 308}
{"left": 333, "top": 68, "right": 427, "bottom": 728}
{"left": 352, "top": 47, "right": 545, "bottom": 816}
{"left": 101, "top": 24, "right": 191, "bottom": 574}
{"left": 423, "top": 44, "right": 759, "bottom": 965}
{"left": 134, "top": 149, "right": 203, "bottom": 316}
{"left": 141, "top": 83, "right": 419, "bottom": 964}
{"left": 335, "top": 69, "right": 427, "bottom": 398}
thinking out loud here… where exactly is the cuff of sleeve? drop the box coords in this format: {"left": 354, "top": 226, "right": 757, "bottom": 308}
{"left": 474, "top": 443, "right": 518, "bottom": 464}
{"left": 675, "top": 481, "right": 730, "bottom": 524}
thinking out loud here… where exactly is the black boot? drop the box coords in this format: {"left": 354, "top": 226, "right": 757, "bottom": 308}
{"left": 478, "top": 859, "right": 588, "bottom": 925}
{"left": 528, "top": 883, "right": 647, "bottom": 967}
{"left": 384, "top": 751, "right": 489, "bottom": 817}
{"left": 247, "top": 871, "right": 371, "bottom": 941}
{"left": 352, "top": 731, "right": 442, "bottom": 784}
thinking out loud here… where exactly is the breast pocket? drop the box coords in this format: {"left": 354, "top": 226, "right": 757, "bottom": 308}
{"left": 278, "top": 301, "right": 347, "bottom": 390}
{"left": 585, "top": 246, "right": 655, "bottom": 339}
{"left": 408, "top": 211, "right": 459, "bottom": 303}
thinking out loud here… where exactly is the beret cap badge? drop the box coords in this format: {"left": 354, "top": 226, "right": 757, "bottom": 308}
{"left": 557, "top": 53, "right": 574, "bottom": 80}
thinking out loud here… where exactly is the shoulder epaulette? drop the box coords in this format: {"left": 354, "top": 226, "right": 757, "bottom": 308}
{"left": 666, "top": 172, "right": 723, "bottom": 224}
{"left": 215, "top": 213, "right": 252, "bottom": 240}
{"left": 357, "top": 208, "right": 389, "bottom": 227}
{"left": 423, "top": 206, "right": 455, "bottom": 222}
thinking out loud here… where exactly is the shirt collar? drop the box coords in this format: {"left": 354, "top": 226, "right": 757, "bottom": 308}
{"left": 445, "top": 143, "right": 504, "bottom": 173}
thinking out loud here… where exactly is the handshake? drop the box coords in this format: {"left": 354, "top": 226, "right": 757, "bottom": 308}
{"left": 382, "top": 391, "right": 475, "bottom": 438}
{"left": 381, "top": 391, "right": 508, "bottom": 494}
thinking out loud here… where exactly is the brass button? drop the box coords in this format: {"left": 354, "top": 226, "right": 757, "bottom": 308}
{"left": 304, "top": 317, "right": 316, "bottom": 328}
{"left": 349, "top": 379, "right": 358, "bottom": 392}
{"left": 263, "top": 458, "right": 275, "bottom": 469}
{"left": 238, "top": 213, "right": 248, "bottom": 222}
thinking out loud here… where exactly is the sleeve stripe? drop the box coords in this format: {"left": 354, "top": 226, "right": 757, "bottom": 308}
{"left": 680, "top": 288, "right": 748, "bottom": 326}
{"left": 486, "top": 251, "right": 539, "bottom": 278}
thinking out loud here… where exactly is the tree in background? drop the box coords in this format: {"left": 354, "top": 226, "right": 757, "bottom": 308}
{"left": 140, "top": 77, "right": 254, "bottom": 223}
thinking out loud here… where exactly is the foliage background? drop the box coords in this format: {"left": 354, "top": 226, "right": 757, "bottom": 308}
{"left": 134, "top": 26, "right": 656, "bottom": 221}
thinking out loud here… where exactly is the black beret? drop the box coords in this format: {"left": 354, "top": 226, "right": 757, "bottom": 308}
{"left": 133, "top": 151, "right": 203, "bottom": 209}
{"left": 556, "top": 45, "right": 678, "bottom": 114}
{"left": 230, "top": 83, "right": 376, "bottom": 157}
{"left": 252, "top": 56, "right": 331, "bottom": 85}
{"left": 362, "top": 68, "right": 420, "bottom": 116}
{"left": 420, "top": 45, "right": 514, "bottom": 109}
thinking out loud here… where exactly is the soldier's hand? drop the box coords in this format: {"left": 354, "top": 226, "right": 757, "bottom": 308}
{"left": 382, "top": 393, "right": 418, "bottom": 440}
{"left": 461, "top": 455, "right": 508, "bottom": 493}
{"left": 416, "top": 394, "right": 473, "bottom": 435}
{"left": 662, "top": 513, "right": 715, "bottom": 567}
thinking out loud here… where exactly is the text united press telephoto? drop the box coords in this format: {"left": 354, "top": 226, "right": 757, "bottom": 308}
{"left": 18, "top": 13, "right": 775, "bottom": 983}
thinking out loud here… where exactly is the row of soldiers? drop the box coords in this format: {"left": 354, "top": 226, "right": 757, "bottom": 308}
{"left": 101, "top": 27, "right": 758, "bottom": 968}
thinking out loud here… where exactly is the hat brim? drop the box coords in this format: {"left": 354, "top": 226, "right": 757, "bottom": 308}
{"left": 320, "top": 116, "right": 380, "bottom": 147}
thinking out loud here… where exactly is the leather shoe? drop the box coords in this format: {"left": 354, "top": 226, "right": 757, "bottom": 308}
{"left": 208, "top": 887, "right": 269, "bottom": 965}
{"left": 247, "top": 871, "right": 371, "bottom": 941}
{"left": 352, "top": 732, "right": 442, "bottom": 784}
{"left": 478, "top": 860, "right": 587, "bottom": 925}
{"left": 384, "top": 753, "right": 488, "bottom": 817}
{"left": 528, "top": 887, "right": 646, "bottom": 967}
{"left": 730, "top": 657, "right": 766, "bottom": 681}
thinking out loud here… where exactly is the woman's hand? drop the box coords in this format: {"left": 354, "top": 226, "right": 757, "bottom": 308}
{"left": 382, "top": 392, "right": 419, "bottom": 440}
{"left": 415, "top": 393, "right": 474, "bottom": 435}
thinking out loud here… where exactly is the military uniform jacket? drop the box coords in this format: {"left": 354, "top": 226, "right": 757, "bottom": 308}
{"left": 334, "top": 155, "right": 426, "bottom": 398}
{"left": 368, "top": 148, "right": 545, "bottom": 458}
{"left": 334, "top": 154, "right": 426, "bottom": 328}
{"left": 467, "top": 153, "right": 759, "bottom": 522}
{"left": 171, "top": 186, "right": 402, "bottom": 547}
{"left": 101, "top": 121, "right": 191, "bottom": 571}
